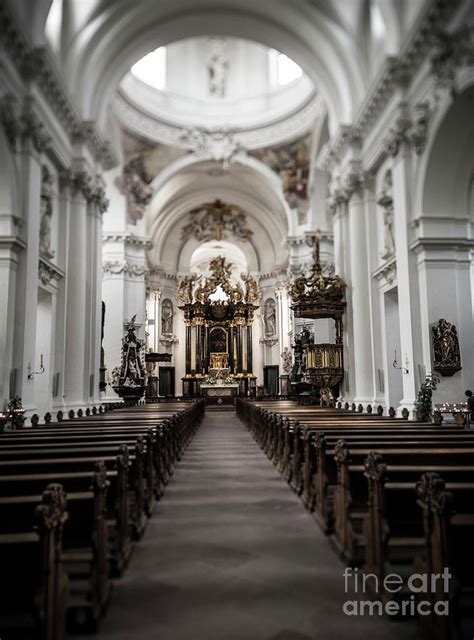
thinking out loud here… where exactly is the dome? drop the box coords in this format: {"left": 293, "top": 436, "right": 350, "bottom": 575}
{"left": 116, "top": 36, "right": 318, "bottom": 147}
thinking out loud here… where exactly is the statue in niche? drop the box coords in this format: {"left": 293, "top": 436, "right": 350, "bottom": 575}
{"left": 39, "top": 166, "right": 55, "bottom": 259}
{"left": 161, "top": 298, "right": 174, "bottom": 335}
{"left": 432, "top": 318, "right": 461, "bottom": 376}
{"left": 281, "top": 347, "right": 293, "bottom": 374}
{"left": 207, "top": 41, "right": 229, "bottom": 98}
{"left": 377, "top": 170, "right": 396, "bottom": 259}
{"left": 264, "top": 298, "right": 277, "bottom": 336}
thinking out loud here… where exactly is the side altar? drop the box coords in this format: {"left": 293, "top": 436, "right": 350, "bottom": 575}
{"left": 178, "top": 256, "right": 258, "bottom": 398}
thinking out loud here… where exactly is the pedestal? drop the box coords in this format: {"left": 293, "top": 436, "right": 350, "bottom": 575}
{"left": 279, "top": 374, "right": 290, "bottom": 396}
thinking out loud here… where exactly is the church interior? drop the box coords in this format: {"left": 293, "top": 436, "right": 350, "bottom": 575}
{"left": 1, "top": 0, "right": 474, "bottom": 638}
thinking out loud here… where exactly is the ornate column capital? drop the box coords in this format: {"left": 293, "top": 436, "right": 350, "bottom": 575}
{"left": 0, "top": 94, "right": 51, "bottom": 154}
{"left": 20, "top": 97, "right": 51, "bottom": 154}
{"left": 384, "top": 101, "right": 434, "bottom": 158}
{"left": 59, "top": 168, "right": 97, "bottom": 203}
{"left": 341, "top": 170, "right": 370, "bottom": 203}
{"left": 90, "top": 183, "right": 109, "bottom": 215}
{"left": 430, "top": 27, "right": 474, "bottom": 94}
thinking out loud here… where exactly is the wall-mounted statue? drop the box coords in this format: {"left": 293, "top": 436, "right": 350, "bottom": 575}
{"left": 377, "top": 170, "right": 396, "bottom": 260}
{"left": 264, "top": 298, "right": 277, "bottom": 336}
{"left": 161, "top": 298, "right": 174, "bottom": 335}
{"left": 432, "top": 318, "right": 461, "bottom": 376}
{"left": 39, "top": 166, "right": 55, "bottom": 259}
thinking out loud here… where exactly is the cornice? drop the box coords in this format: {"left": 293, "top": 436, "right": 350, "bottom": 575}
{"left": 0, "top": 235, "right": 26, "bottom": 252}
{"left": 114, "top": 90, "right": 322, "bottom": 151}
{"left": 409, "top": 237, "right": 474, "bottom": 252}
{"left": 103, "top": 233, "right": 153, "bottom": 250}
{"left": 0, "top": 5, "right": 117, "bottom": 169}
{"left": 318, "top": 0, "right": 462, "bottom": 173}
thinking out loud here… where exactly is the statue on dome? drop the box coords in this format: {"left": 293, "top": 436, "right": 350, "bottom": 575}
{"left": 207, "top": 44, "right": 229, "bottom": 98}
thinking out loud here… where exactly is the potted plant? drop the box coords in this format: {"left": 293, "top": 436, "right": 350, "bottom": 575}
{"left": 415, "top": 373, "right": 440, "bottom": 421}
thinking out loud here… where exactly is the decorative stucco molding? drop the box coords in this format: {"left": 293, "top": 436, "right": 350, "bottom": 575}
{"left": 0, "top": 5, "right": 117, "bottom": 169}
{"left": 373, "top": 258, "right": 397, "bottom": 287}
{"left": 38, "top": 258, "right": 64, "bottom": 287}
{"left": 102, "top": 260, "right": 149, "bottom": 278}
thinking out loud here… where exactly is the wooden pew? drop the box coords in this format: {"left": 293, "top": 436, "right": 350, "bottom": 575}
{"left": 415, "top": 472, "right": 474, "bottom": 640}
{"left": 0, "top": 483, "right": 69, "bottom": 640}
{"left": 1, "top": 463, "right": 111, "bottom": 631}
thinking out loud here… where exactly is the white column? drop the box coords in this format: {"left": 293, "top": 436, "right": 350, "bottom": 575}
{"left": 347, "top": 178, "right": 374, "bottom": 404}
{"left": 52, "top": 175, "right": 71, "bottom": 410}
{"left": 12, "top": 137, "right": 42, "bottom": 411}
{"left": 63, "top": 170, "right": 90, "bottom": 408}
{"left": 276, "top": 286, "right": 291, "bottom": 352}
{"left": 392, "top": 147, "right": 422, "bottom": 410}
{"left": 331, "top": 197, "right": 355, "bottom": 401}
{"left": 90, "top": 185, "right": 106, "bottom": 405}
{"left": 0, "top": 238, "right": 22, "bottom": 402}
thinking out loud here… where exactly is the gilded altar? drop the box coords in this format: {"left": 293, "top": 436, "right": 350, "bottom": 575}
{"left": 178, "top": 256, "right": 258, "bottom": 397}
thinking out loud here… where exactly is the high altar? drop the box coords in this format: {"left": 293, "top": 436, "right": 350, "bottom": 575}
{"left": 178, "top": 256, "right": 259, "bottom": 399}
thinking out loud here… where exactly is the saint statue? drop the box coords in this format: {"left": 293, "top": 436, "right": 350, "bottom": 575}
{"left": 241, "top": 273, "right": 259, "bottom": 304}
{"left": 377, "top": 170, "right": 396, "bottom": 259}
{"left": 161, "top": 298, "right": 174, "bottom": 335}
{"left": 207, "top": 47, "right": 229, "bottom": 98}
{"left": 432, "top": 318, "right": 461, "bottom": 375}
{"left": 39, "top": 167, "right": 55, "bottom": 259}
{"left": 264, "top": 298, "right": 277, "bottom": 336}
{"left": 281, "top": 346, "right": 293, "bottom": 374}
{"left": 177, "top": 274, "right": 198, "bottom": 305}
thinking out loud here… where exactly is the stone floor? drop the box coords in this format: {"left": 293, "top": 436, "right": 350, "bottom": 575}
{"left": 74, "top": 411, "right": 416, "bottom": 640}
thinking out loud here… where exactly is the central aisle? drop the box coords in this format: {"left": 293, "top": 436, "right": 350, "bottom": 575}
{"left": 81, "top": 411, "right": 415, "bottom": 640}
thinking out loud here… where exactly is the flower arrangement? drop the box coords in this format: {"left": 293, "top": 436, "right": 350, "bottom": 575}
{"left": 203, "top": 374, "right": 235, "bottom": 385}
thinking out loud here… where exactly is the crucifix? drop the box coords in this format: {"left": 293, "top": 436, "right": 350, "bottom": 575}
{"left": 306, "top": 229, "right": 322, "bottom": 272}
{"left": 189, "top": 199, "right": 234, "bottom": 241}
